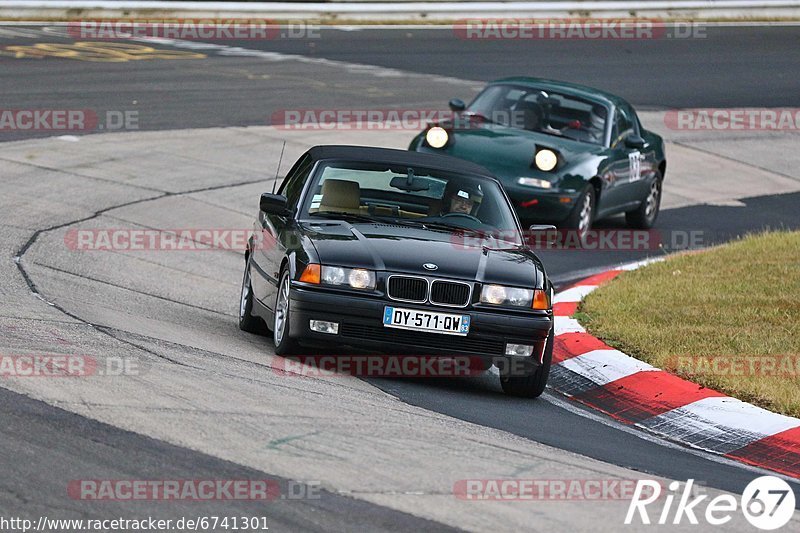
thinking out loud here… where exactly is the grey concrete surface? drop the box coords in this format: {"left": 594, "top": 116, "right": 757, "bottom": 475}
{"left": 0, "top": 386, "right": 459, "bottom": 533}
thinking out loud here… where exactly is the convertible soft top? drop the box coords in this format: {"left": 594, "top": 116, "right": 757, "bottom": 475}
{"left": 307, "top": 145, "right": 497, "bottom": 179}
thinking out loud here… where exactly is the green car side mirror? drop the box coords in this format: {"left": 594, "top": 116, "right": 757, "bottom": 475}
{"left": 449, "top": 98, "right": 466, "bottom": 112}
{"left": 625, "top": 135, "right": 646, "bottom": 150}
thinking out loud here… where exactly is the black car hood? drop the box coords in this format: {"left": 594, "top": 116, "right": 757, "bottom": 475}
{"left": 303, "top": 221, "right": 543, "bottom": 288}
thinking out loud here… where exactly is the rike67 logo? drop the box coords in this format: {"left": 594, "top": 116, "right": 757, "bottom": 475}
{"left": 626, "top": 477, "right": 796, "bottom": 530}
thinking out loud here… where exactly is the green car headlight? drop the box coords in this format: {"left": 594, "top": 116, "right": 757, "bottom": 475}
{"left": 426, "top": 127, "right": 449, "bottom": 149}
{"left": 534, "top": 149, "right": 558, "bottom": 172}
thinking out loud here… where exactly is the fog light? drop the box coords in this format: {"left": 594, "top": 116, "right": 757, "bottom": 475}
{"left": 310, "top": 320, "right": 339, "bottom": 334}
{"left": 505, "top": 344, "right": 534, "bottom": 357}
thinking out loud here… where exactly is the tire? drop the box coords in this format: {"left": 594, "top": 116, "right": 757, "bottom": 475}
{"left": 273, "top": 267, "right": 299, "bottom": 356}
{"left": 626, "top": 172, "right": 662, "bottom": 229}
{"left": 239, "top": 254, "right": 268, "bottom": 334}
{"left": 499, "top": 328, "right": 554, "bottom": 398}
{"left": 563, "top": 185, "right": 595, "bottom": 247}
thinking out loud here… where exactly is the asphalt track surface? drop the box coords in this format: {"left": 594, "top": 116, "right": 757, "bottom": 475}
{"left": 2, "top": 23, "right": 800, "bottom": 528}
{"left": 0, "top": 387, "right": 455, "bottom": 532}
{"left": 206, "top": 25, "right": 800, "bottom": 108}
{"left": 1, "top": 24, "right": 800, "bottom": 143}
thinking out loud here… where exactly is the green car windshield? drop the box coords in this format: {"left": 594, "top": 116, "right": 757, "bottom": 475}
{"left": 466, "top": 84, "right": 609, "bottom": 145}
{"left": 300, "top": 161, "right": 524, "bottom": 246}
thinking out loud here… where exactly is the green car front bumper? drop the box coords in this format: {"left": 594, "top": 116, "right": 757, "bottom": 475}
{"left": 500, "top": 181, "right": 582, "bottom": 225}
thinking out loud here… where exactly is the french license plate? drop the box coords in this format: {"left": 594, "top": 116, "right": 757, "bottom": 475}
{"left": 382, "top": 306, "right": 470, "bottom": 336}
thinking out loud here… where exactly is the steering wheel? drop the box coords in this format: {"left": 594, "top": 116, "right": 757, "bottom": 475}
{"left": 442, "top": 212, "right": 482, "bottom": 223}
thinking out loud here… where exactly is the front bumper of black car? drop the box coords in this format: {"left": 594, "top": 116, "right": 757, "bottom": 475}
{"left": 287, "top": 284, "right": 553, "bottom": 365}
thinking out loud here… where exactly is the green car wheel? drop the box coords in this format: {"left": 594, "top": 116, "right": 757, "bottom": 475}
{"left": 626, "top": 172, "right": 663, "bottom": 229}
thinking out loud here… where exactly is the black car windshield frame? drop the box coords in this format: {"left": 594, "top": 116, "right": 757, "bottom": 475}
{"left": 297, "top": 159, "right": 523, "bottom": 243}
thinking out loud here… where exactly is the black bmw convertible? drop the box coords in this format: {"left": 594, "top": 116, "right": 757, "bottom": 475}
{"left": 239, "top": 145, "right": 555, "bottom": 397}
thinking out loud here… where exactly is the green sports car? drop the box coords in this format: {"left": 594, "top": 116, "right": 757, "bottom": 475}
{"left": 410, "top": 77, "right": 666, "bottom": 239}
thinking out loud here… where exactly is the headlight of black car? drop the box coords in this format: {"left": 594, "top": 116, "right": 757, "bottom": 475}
{"left": 321, "top": 265, "right": 376, "bottom": 290}
{"left": 480, "top": 284, "right": 550, "bottom": 310}
{"left": 300, "top": 264, "right": 377, "bottom": 290}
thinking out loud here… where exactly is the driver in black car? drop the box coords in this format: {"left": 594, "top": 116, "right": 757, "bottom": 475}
{"left": 441, "top": 182, "right": 484, "bottom": 217}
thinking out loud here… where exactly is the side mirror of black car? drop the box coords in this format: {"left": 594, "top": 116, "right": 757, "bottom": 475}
{"left": 527, "top": 224, "right": 558, "bottom": 247}
{"left": 449, "top": 98, "right": 466, "bottom": 112}
{"left": 260, "top": 193, "right": 291, "bottom": 217}
{"left": 625, "top": 135, "right": 646, "bottom": 150}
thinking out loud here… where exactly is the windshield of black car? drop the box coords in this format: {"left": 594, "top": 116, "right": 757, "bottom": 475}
{"left": 299, "top": 161, "right": 523, "bottom": 245}
{"left": 466, "top": 84, "right": 609, "bottom": 145}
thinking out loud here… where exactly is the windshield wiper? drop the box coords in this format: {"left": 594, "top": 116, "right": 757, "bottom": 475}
{"left": 408, "top": 220, "right": 523, "bottom": 246}
{"left": 410, "top": 220, "right": 486, "bottom": 235}
{"left": 308, "top": 211, "right": 383, "bottom": 223}
{"left": 459, "top": 111, "right": 499, "bottom": 126}
{"left": 531, "top": 125, "right": 599, "bottom": 145}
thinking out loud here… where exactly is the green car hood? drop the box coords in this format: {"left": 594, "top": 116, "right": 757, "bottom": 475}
{"left": 434, "top": 124, "right": 605, "bottom": 179}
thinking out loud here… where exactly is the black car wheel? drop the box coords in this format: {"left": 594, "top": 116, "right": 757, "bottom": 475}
{"left": 239, "top": 254, "right": 267, "bottom": 334}
{"left": 273, "top": 268, "right": 299, "bottom": 355}
{"left": 563, "top": 185, "right": 595, "bottom": 246}
{"left": 499, "top": 328, "right": 553, "bottom": 398}
{"left": 626, "top": 172, "right": 662, "bottom": 229}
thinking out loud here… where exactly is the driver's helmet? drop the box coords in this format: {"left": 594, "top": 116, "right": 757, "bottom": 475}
{"left": 516, "top": 100, "right": 543, "bottom": 131}
{"left": 590, "top": 104, "right": 607, "bottom": 132}
{"left": 443, "top": 181, "right": 484, "bottom": 216}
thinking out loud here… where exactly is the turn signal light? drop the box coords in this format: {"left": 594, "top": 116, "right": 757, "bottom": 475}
{"left": 299, "top": 263, "right": 321, "bottom": 284}
{"left": 532, "top": 289, "right": 550, "bottom": 310}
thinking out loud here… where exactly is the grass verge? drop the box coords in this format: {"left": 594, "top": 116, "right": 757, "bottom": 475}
{"left": 578, "top": 231, "right": 800, "bottom": 417}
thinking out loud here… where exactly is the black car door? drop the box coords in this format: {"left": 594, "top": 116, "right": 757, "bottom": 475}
{"left": 252, "top": 154, "right": 313, "bottom": 310}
